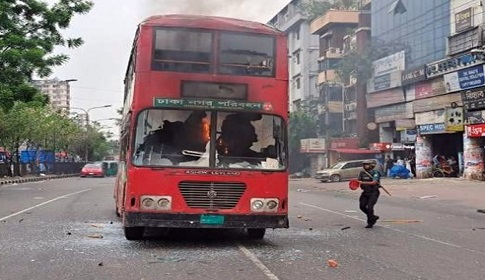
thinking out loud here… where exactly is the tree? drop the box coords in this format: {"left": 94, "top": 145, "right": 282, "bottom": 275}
{"left": 298, "top": 0, "right": 333, "bottom": 22}
{"left": 288, "top": 110, "right": 319, "bottom": 173}
{"left": 0, "top": 0, "right": 93, "bottom": 111}
{"left": 336, "top": 40, "right": 411, "bottom": 84}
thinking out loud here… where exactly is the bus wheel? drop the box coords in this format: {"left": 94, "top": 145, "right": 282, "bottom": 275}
{"left": 115, "top": 206, "right": 121, "bottom": 217}
{"left": 247, "top": 228, "right": 266, "bottom": 239}
{"left": 124, "top": 227, "right": 144, "bottom": 240}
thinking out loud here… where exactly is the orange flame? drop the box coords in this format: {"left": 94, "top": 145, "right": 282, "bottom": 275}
{"left": 202, "top": 118, "right": 210, "bottom": 142}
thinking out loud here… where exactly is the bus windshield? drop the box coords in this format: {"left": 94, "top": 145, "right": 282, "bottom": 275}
{"left": 133, "top": 109, "right": 286, "bottom": 170}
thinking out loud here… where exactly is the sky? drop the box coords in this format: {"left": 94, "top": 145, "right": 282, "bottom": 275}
{"left": 49, "top": 0, "right": 291, "bottom": 138}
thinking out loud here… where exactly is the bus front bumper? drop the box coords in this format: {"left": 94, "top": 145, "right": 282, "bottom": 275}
{"left": 123, "top": 212, "right": 289, "bottom": 229}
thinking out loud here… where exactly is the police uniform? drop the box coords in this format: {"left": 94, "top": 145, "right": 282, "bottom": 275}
{"left": 358, "top": 161, "right": 381, "bottom": 228}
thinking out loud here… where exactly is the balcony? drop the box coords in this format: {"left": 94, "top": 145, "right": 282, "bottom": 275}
{"left": 310, "top": 10, "right": 360, "bottom": 35}
{"left": 318, "top": 70, "right": 338, "bottom": 84}
{"left": 325, "top": 47, "right": 343, "bottom": 59}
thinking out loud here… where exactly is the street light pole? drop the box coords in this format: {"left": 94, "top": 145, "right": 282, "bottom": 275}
{"left": 70, "top": 105, "right": 112, "bottom": 162}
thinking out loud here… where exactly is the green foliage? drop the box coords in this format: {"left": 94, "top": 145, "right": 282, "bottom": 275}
{"left": 288, "top": 110, "right": 318, "bottom": 153}
{"left": 298, "top": 1, "right": 333, "bottom": 22}
{"left": 336, "top": 40, "right": 410, "bottom": 83}
{"left": 0, "top": 0, "right": 93, "bottom": 111}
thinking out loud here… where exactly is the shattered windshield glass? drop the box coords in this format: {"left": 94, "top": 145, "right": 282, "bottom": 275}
{"left": 132, "top": 109, "right": 286, "bottom": 170}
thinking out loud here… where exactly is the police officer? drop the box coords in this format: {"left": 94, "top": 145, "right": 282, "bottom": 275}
{"left": 358, "top": 160, "right": 381, "bottom": 228}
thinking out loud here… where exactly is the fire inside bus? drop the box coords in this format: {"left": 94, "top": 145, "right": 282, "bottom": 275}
{"left": 114, "top": 14, "right": 289, "bottom": 240}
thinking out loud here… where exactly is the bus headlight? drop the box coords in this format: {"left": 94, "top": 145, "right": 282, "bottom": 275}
{"left": 251, "top": 199, "right": 265, "bottom": 212}
{"left": 157, "top": 197, "right": 171, "bottom": 210}
{"left": 141, "top": 197, "right": 155, "bottom": 209}
{"left": 140, "top": 195, "right": 172, "bottom": 210}
{"left": 266, "top": 199, "right": 278, "bottom": 211}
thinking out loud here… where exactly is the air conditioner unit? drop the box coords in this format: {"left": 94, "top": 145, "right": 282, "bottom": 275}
{"left": 349, "top": 103, "right": 357, "bottom": 111}
{"left": 344, "top": 104, "right": 352, "bottom": 111}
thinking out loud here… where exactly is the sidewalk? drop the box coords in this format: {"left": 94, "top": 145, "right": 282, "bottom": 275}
{"left": 292, "top": 177, "right": 485, "bottom": 211}
{"left": 0, "top": 174, "right": 78, "bottom": 185}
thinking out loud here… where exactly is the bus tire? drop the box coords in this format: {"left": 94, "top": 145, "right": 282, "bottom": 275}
{"left": 247, "top": 228, "right": 266, "bottom": 239}
{"left": 124, "top": 227, "right": 144, "bottom": 240}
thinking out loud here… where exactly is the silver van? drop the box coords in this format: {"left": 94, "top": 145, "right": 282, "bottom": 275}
{"left": 315, "top": 159, "right": 382, "bottom": 183}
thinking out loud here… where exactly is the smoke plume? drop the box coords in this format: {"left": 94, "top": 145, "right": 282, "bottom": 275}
{"left": 138, "top": 0, "right": 288, "bottom": 23}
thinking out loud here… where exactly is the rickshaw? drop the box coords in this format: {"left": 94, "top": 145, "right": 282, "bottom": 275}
{"left": 104, "top": 160, "right": 119, "bottom": 177}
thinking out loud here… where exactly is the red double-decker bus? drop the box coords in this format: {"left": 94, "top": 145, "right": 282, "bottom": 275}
{"left": 114, "top": 14, "right": 289, "bottom": 240}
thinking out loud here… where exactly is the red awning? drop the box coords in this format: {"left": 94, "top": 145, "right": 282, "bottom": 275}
{"left": 329, "top": 148, "right": 381, "bottom": 154}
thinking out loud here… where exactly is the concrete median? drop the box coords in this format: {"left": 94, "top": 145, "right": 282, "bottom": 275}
{"left": 0, "top": 174, "right": 79, "bottom": 185}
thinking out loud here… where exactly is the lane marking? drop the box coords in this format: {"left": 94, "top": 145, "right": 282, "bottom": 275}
{"left": 300, "top": 202, "right": 485, "bottom": 255}
{"left": 0, "top": 189, "right": 92, "bottom": 222}
{"left": 238, "top": 244, "right": 280, "bottom": 280}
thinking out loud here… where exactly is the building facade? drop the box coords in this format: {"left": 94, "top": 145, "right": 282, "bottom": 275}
{"left": 32, "top": 78, "right": 74, "bottom": 114}
{"left": 268, "top": 0, "right": 324, "bottom": 112}
{"left": 368, "top": 0, "right": 485, "bottom": 179}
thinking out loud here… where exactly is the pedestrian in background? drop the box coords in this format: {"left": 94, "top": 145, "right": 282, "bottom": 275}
{"left": 385, "top": 155, "right": 394, "bottom": 177}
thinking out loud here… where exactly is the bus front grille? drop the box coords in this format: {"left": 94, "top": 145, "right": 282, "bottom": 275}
{"left": 178, "top": 181, "right": 246, "bottom": 210}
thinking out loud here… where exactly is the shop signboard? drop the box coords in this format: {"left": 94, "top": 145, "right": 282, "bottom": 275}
{"left": 367, "top": 88, "right": 405, "bottom": 108}
{"left": 466, "top": 123, "right": 485, "bottom": 137}
{"left": 455, "top": 7, "right": 473, "bottom": 33}
{"left": 401, "top": 65, "right": 426, "bottom": 86}
{"left": 445, "top": 107, "right": 464, "bottom": 131}
{"left": 414, "top": 92, "right": 462, "bottom": 113}
{"left": 367, "top": 71, "right": 402, "bottom": 93}
{"left": 417, "top": 123, "right": 447, "bottom": 134}
{"left": 300, "top": 138, "right": 326, "bottom": 153}
{"left": 464, "top": 110, "right": 485, "bottom": 124}
{"left": 372, "top": 51, "right": 405, "bottom": 76}
{"left": 461, "top": 88, "right": 485, "bottom": 111}
{"left": 375, "top": 102, "right": 413, "bottom": 123}
{"left": 426, "top": 52, "right": 485, "bottom": 78}
{"left": 444, "top": 64, "right": 485, "bottom": 93}
{"left": 415, "top": 109, "right": 446, "bottom": 125}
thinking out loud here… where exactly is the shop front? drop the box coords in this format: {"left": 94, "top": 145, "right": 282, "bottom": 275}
{"left": 415, "top": 107, "right": 464, "bottom": 178}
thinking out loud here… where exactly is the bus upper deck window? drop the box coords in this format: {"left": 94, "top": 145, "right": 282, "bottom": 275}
{"left": 218, "top": 33, "right": 275, "bottom": 77}
{"left": 152, "top": 29, "right": 212, "bottom": 73}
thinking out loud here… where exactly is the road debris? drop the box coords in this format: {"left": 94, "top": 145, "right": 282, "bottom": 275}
{"left": 87, "top": 234, "right": 103, "bottom": 239}
{"left": 477, "top": 209, "right": 485, "bottom": 214}
{"left": 327, "top": 259, "right": 338, "bottom": 268}
{"left": 381, "top": 220, "right": 423, "bottom": 224}
{"left": 341, "top": 226, "right": 351, "bottom": 230}
{"left": 297, "top": 189, "right": 310, "bottom": 192}
{"left": 344, "top": 210, "right": 357, "bottom": 213}
{"left": 98, "top": 262, "right": 103, "bottom": 266}
{"left": 90, "top": 223, "right": 104, "bottom": 228}
{"left": 419, "top": 195, "right": 437, "bottom": 199}
{"left": 472, "top": 228, "right": 485, "bottom": 231}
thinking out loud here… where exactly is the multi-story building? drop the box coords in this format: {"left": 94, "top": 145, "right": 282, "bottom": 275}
{"left": 368, "top": 0, "right": 484, "bottom": 179}
{"left": 310, "top": 9, "right": 360, "bottom": 138}
{"left": 268, "top": 0, "right": 328, "bottom": 112}
{"left": 268, "top": 0, "right": 334, "bottom": 173}
{"left": 32, "top": 78, "right": 75, "bottom": 114}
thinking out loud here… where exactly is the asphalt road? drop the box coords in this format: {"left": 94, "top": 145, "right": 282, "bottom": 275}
{"left": 1, "top": 177, "right": 484, "bottom": 280}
